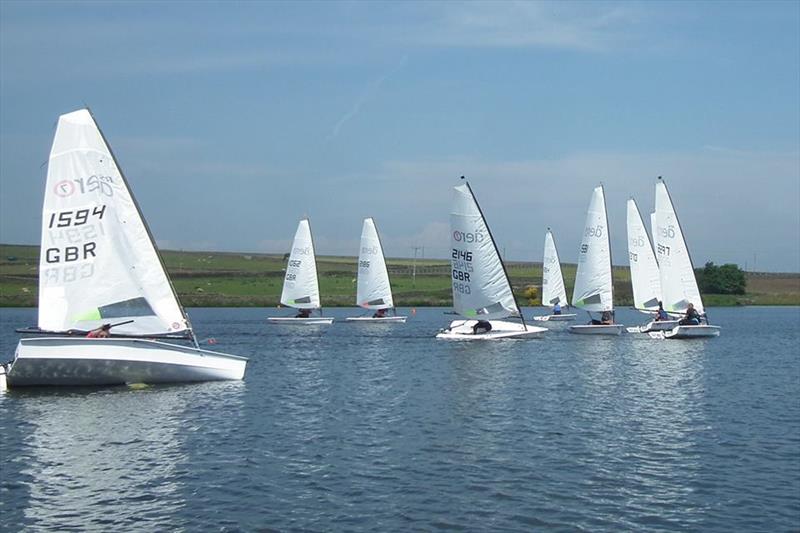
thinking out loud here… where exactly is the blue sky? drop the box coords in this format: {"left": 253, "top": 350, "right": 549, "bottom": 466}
{"left": 1, "top": 1, "right": 798, "bottom": 271}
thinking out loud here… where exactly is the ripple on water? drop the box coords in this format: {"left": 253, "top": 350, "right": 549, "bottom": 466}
{"left": 0, "top": 306, "right": 798, "bottom": 531}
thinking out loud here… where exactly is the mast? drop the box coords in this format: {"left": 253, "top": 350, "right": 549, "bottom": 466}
{"left": 547, "top": 226, "right": 568, "bottom": 307}
{"left": 306, "top": 217, "right": 323, "bottom": 316}
{"left": 632, "top": 197, "right": 659, "bottom": 265}
{"left": 87, "top": 107, "right": 197, "bottom": 345}
{"left": 369, "top": 216, "right": 395, "bottom": 312}
{"left": 601, "top": 183, "right": 614, "bottom": 317}
{"left": 658, "top": 176, "right": 705, "bottom": 315}
{"left": 462, "top": 177, "right": 528, "bottom": 330}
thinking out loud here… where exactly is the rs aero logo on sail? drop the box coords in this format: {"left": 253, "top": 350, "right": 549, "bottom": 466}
{"left": 453, "top": 230, "right": 485, "bottom": 243}
{"left": 361, "top": 246, "right": 378, "bottom": 255}
{"left": 585, "top": 225, "right": 604, "bottom": 238}
{"left": 292, "top": 246, "right": 312, "bottom": 255}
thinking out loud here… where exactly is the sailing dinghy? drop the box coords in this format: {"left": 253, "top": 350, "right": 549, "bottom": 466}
{"left": 4, "top": 109, "right": 247, "bottom": 388}
{"left": 267, "top": 219, "right": 333, "bottom": 325}
{"left": 653, "top": 178, "right": 720, "bottom": 339}
{"left": 625, "top": 198, "right": 679, "bottom": 333}
{"left": 346, "top": 218, "right": 406, "bottom": 323}
{"left": 569, "top": 185, "right": 624, "bottom": 335}
{"left": 533, "top": 229, "right": 576, "bottom": 322}
{"left": 437, "top": 178, "right": 547, "bottom": 340}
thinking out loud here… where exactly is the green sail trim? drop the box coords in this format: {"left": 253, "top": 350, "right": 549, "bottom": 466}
{"left": 74, "top": 308, "right": 101, "bottom": 321}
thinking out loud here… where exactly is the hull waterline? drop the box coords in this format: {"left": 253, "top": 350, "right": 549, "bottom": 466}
{"left": 569, "top": 324, "right": 625, "bottom": 336}
{"left": 533, "top": 314, "right": 576, "bottom": 322}
{"left": 345, "top": 316, "right": 407, "bottom": 323}
{"left": 266, "top": 317, "right": 334, "bottom": 325}
{"left": 7, "top": 337, "right": 247, "bottom": 388}
{"left": 664, "top": 325, "right": 721, "bottom": 339}
{"left": 436, "top": 319, "right": 547, "bottom": 340}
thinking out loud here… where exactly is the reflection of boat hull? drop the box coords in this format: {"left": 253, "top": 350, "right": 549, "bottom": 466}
{"left": 533, "top": 314, "right": 576, "bottom": 322}
{"left": 664, "top": 325, "right": 721, "bottom": 339}
{"left": 266, "top": 317, "right": 334, "bottom": 325}
{"left": 569, "top": 324, "right": 624, "bottom": 335}
{"left": 345, "top": 316, "right": 407, "bottom": 323}
{"left": 7, "top": 337, "right": 247, "bottom": 387}
{"left": 626, "top": 320, "right": 680, "bottom": 333}
{"left": 436, "top": 320, "right": 547, "bottom": 340}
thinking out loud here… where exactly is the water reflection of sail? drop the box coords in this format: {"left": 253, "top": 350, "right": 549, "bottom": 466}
{"left": 14, "top": 387, "right": 239, "bottom": 529}
{"left": 576, "top": 340, "right": 708, "bottom": 519}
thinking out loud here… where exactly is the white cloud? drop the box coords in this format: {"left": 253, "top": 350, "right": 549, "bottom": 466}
{"left": 355, "top": 147, "right": 800, "bottom": 271}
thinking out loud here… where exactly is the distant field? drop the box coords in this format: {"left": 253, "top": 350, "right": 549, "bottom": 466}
{"left": 1, "top": 244, "right": 797, "bottom": 307}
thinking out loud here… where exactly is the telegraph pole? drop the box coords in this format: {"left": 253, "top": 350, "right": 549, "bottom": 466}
{"left": 411, "top": 246, "right": 423, "bottom": 287}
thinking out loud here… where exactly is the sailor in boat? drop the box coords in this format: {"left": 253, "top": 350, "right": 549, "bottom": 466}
{"left": 553, "top": 303, "right": 562, "bottom": 315}
{"left": 654, "top": 301, "right": 669, "bottom": 321}
{"left": 86, "top": 324, "right": 112, "bottom": 338}
{"left": 590, "top": 311, "right": 613, "bottom": 325}
{"left": 373, "top": 309, "right": 387, "bottom": 318}
{"left": 472, "top": 320, "right": 492, "bottom": 334}
{"left": 678, "top": 303, "right": 702, "bottom": 325}
{"left": 296, "top": 309, "right": 311, "bottom": 319}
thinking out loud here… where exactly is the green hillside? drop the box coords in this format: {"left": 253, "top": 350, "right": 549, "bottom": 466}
{"left": 1, "top": 244, "right": 797, "bottom": 307}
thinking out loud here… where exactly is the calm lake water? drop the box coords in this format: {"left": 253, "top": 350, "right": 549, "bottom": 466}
{"left": 1, "top": 306, "right": 798, "bottom": 532}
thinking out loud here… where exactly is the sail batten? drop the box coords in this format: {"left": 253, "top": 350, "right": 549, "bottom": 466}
{"left": 448, "top": 182, "right": 519, "bottom": 321}
{"left": 572, "top": 186, "right": 614, "bottom": 312}
{"left": 654, "top": 179, "right": 704, "bottom": 314}
{"left": 280, "top": 219, "right": 321, "bottom": 309}
{"left": 38, "top": 109, "right": 188, "bottom": 336}
{"left": 627, "top": 198, "right": 662, "bottom": 311}
{"left": 356, "top": 218, "right": 394, "bottom": 309}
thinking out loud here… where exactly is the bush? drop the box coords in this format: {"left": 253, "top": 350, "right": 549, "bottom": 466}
{"left": 523, "top": 285, "right": 539, "bottom": 305}
{"left": 696, "top": 262, "right": 746, "bottom": 295}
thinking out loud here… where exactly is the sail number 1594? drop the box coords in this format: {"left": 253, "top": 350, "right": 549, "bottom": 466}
{"left": 48, "top": 205, "right": 106, "bottom": 228}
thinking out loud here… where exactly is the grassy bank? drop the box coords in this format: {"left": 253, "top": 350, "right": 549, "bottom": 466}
{"left": 1, "top": 244, "right": 798, "bottom": 307}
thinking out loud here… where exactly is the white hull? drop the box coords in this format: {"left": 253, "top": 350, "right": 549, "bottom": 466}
{"left": 569, "top": 324, "right": 624, "bottom": 336}
{"left": 436, "top": 320, "right": 547, "bottom": 340}
{"left": 664, "top": 325, "right": 721, "bottom": 339}
{"left": 532, "top": 314, "right": 576, "bottom": 322}
{"left": 7, "top": 337, "right": 247, "bottom": 388}
{"left": 266, "top": 317, "right": 334, "bottom": 325}
{"left": 626, "top": 320, "right": 680, "bottom": 333}
{"left": 345, "top": 316, "right": 407, "bottom": 323}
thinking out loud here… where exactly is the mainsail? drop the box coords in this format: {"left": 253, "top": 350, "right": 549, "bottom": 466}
{"left": 280, "top": 219, "right": 321, "bottom": 309}
{"left": 654, "top": 179, "right": 704, "bottom": 314}
{"left": 356, "top": 218, "right": 394, "bottom": 309}
{"left": 37, "top": 109, "right": 190, "bottom": 337}
{"left": 542, "top": 229, "right": 569, "bottom": 307}
{"left": 448, "top": 182, "right": 519, "bottom": 320}
{"left": 572, "top": 185, "right": 614, "bottom": 312}
{"left": 627, "top": 198, "right": 662, "bottom": 311}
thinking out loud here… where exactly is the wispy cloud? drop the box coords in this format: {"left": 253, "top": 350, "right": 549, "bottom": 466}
{"left": 326, "top": 55, "right": 409, "bottom": 142}
{"left": 391, "top": 1, "right": 644, "bottom": 52}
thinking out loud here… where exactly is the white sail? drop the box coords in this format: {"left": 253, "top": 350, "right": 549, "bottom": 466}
{"left": 542, "top": 229, "right": 569, "bottom": 307}
{"left": 572, "top": 186, "right": 614, "bottom": 312}
{"left": 654, "top": 179, "right": 704, "bottom": 314}
{"left": 37, "top": 109, "right": 189, "bottom": 336}
{"left": 280, "top": 219, "right": 321, "bottom": 309}
{"left": 627, "top": 198, "right": 662, "bottom": 310}
{"left": 448, "top": 183, "right": 519, "bottom": 320}
{"left": 356, "top": 218, "right": 394, "bottom": 309}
